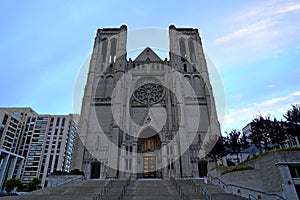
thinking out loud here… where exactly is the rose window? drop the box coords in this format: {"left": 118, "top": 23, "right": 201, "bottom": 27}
{"left": 133, "top": 83, "right": 165, "bottom": 105}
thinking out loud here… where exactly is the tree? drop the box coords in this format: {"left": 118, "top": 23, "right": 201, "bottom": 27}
{"left": 249, "top": 114, "right": 287, "bottom": 150}
{"left": 249, "top": 115, "right": 272, "bottom": 150}
{"left": 225, "top": 129, "right": 242, "bottom": 163}
{"left": 239, "top": 132, "right": 250, "bottom": 150}
{"left": 207, "top": 136, "right": 227, "bottom": 163}
{"left": 27, "top": 178, "right": 41, "bottom": 192}
{"left": 269, "top": 118, "right": 287, "bottom": 147}
{"left": 284, "top": 104, "right": 300, "bottom": 145}
{"left": 4, "top": 178, "right": 21, "bottom": 193}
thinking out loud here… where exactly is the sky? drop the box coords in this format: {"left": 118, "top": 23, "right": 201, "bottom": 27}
{"left": 0, "top": 0, "right": 300, "bottom": 133}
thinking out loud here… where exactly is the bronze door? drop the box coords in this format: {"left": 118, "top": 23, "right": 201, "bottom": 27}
{"left": 143, "top": 156, "right": 156, "bottom": 178}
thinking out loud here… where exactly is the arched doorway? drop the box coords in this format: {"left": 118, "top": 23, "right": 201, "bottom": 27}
{"left": 90, "top": 162, "right": 100, "bottom": 178}
{"left": 198, "top": 160, "right": 208, "bottom": 177}
{"left": 137, "top": 132, "right": 161, "bottom": 178}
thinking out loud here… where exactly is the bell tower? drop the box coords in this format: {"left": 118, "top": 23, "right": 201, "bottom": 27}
{"left": 169, "top": 25, "right": 220, "bottom": 177}
{"left": 72, "top": 25, "right": 128, "bottom": 178}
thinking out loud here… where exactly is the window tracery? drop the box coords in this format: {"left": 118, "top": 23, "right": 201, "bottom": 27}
{"left": 133, "top": 83, "right": 165, "bottom": 105}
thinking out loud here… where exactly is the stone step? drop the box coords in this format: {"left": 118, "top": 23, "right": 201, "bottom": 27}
{"left": 174, "top": 179, "right": 247, "bottom": 200}
{"left": 1, "top": 179, "right": 108, "bottom": 200}
{"left": 122, "top": 179, "right": 182, "bottom": 200}
{"left": 1, "top": 178, "right": 247, "bottom": 200}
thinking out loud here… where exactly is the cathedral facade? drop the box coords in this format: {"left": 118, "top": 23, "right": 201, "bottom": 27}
{"left": 72, "top": 25, "right": 221, "bottom": 179}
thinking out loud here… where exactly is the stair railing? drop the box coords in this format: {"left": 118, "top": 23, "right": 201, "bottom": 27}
{"left": 208, "top": 174, "right": 285, "bottom": 200}
{"left": 170, "top": 177, "right": 191, "bottom": 200}
{"left": 118, "top": 176, "right": 131, "bottom": 200}
{"left": 93, "top": 178, "right": 113, "bottom": 200}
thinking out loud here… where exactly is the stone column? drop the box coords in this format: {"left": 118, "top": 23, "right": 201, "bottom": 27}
{"left": 132, "top": 142, "right": 137, "bottom": 179}
{"left": 86, "top": 162, "right": 91, "bottom": 178}
{"left": 161, "top": 143, "right": 168, "bottom": 179}
{"left": 173, "top": 143, "right": 181, "bottom": 178}
{"left": 107, "top": 127, "right": 119, "bottom": 178}
{"left": 119, "top": 144, "right": 126, "bottom": 178}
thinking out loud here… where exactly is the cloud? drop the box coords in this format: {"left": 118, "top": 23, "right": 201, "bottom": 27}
{"left": 276, "top": 2, "right": 300, "bottom": 14}
{"left": 261, "top": 96, "right": 288, "bottom": 106}
{"left": 215, "top": 18, "right": 276, "bottom": 43}
{"left": 292, "top": 91, "right": 300, "bottom": 96}
{"left": 213, "top": 0, "right": 300, "bottom": 65}
{"left": 223, "top": 91, "right": 300, "bottom": 131}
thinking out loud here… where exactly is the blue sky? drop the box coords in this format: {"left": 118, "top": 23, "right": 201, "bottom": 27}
{"left": 0, "top": 0, "right": 300, "bottom": 133}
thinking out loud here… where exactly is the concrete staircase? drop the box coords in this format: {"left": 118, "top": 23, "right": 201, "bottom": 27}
{"left": 2, "top": 178, "right": 248, "bottom": 200}
{"left": 204, "top": 183, "right": 247, "bottom": 200}
{"left": 175, "top": 179, "right": 247, "bottom": 200}
{"left": 122, "top": 179, "right": 181, "bottom": 200}
{"left": 1, "top": 179, "right": 108, "bottom": 200}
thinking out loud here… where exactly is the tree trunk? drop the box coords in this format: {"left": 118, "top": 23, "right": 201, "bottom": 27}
{"left": 236, "top": 153, "right": 240, "bottom": 164}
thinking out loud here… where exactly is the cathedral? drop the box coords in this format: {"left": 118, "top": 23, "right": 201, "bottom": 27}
{"left": 72, "top": 25, "right": 221, "bottom": 179}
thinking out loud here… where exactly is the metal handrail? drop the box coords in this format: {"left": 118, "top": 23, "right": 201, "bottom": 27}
{"left": 93, "top": 178, "right": 113, "bottom": 200}
{"left": 170, "top": 177, "right": 192, "bottom": 200}
{"left": 208, "top": 174, "right": 285, "bottom": 200}
{"left": 118, "top": 176, "right": 131, "bottom": 200}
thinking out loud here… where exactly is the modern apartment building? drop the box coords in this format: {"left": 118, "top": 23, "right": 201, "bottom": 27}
{"left": 19, "top": 114, "right": 78, "bottom": 186}
{"left": 0, "top": 108, "right": 34, "bottom": 190}
{"left": 0, "top": 107, "right": 78, "bottom": 189}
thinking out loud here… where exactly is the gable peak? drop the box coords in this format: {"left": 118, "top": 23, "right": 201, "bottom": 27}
{"left": 134, "top": 47, "right": 162, "bottom": 62}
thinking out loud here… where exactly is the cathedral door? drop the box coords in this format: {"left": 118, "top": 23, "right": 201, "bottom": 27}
{"left": 91, "top": 162, "right": 100, "bottom": 178}
{"left": 198, "top": 161, "right": 208, "bottom": 177}
{"left": 143, "top": 156, "right": 156, "bottom": 178}
{"left": 138, "top": 132, "right": 161, "bottom": 178}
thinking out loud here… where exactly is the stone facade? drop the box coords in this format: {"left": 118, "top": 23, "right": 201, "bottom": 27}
{"left": 72, "top": 25, "right": 221, "bottom": 179}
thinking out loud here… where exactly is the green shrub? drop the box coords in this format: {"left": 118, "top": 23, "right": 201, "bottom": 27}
{"left": 211, "top": 164, "right": 225, "bottom": 171}
{"left": 70, "top": 168, "right": 85, "bottom": 176}
{"left": 5, "top": 178, "right": 21, "bottom": 193}
{"left": 226, "top": 159, "right": 236, "bottom": 166}
{"left": 27, "top": 178, "right": 41, "bottom": 192}
{"left": 221, "top": 166, "right": 253, "bottom": 175}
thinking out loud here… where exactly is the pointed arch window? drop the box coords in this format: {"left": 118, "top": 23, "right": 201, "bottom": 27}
{"left": 101, "top": 38, "right": 108, "bottom": 63}
{"left": 110, "top": 38, "right": 117, "bottom": 63}
{"left": 188, "top": 38, "right": 196, "bottom": 63}
{"left": 179, "top": 38, "right": 187, "bottom": 61}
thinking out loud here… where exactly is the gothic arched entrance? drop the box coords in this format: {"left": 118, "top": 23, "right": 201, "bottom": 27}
{"left": 198, "top": 160, "right": 208, "bottom": 177}
{"left": 137, "top": 131, "right": 162, "bottom": 178}
{"left": 90, "top": 162, "right": 101, "bottom": 178}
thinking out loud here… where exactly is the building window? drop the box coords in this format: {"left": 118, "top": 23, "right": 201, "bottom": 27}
{"left": 183, "top": 64, "right": 187, "bottom": 72}
{"left": 289, "top": 165, "right": 300, "bottom": 178}
{"left": 179, "top": 38, "right": 186, "bottom": 59}
{"left": 101, "top": 38, "right": 108, "bottom": 62}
